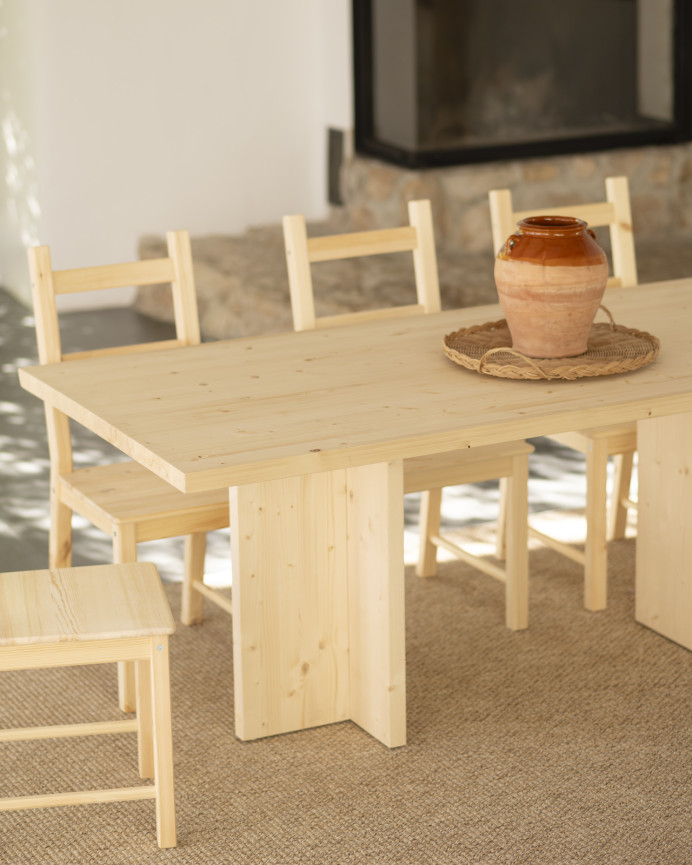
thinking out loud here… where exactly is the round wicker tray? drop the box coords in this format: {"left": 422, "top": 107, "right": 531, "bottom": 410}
{"left": 443, "top": 318, "right": 660, "bottom": 380}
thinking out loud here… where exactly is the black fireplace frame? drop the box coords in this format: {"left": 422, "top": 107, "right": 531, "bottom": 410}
{"left": 353, "top": 0, "right": 692, "bottom": 169}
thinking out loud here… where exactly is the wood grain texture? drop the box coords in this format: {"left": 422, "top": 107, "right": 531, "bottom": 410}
{"left": 307, "top": 226, "right": 418, "bottom": 261}
{"left": 0, "top": 786, "right": 157, "bottom": 812}
{"left": 636, "top": 413, "right": 692, "bottom": 649}
{"left": 230, "top": 471, "right": 350, "bottom": 741}
{"left": 149, "top": 634, "right": 176, "bottom": 848}
{"left": 0, "top": 562, "right": 174, "bottom": 646}
{"left": 58, "top": 461, "right": 229, "bottom": 532}
{"left": 19, "top": 281, "right": 692, "bottom": 494}
{"left": 52, "top": 258, "right": 175, "bottom": 294}
{"left": 346, "top": 461, "right": 406, "bottom": 747}
{"left": 228, "top": 461, "right": 406, "bottom": 747}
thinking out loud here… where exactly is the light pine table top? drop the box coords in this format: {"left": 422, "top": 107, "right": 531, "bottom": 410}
{"left": 18, "top": 279, "right": 692, "bottom": 493}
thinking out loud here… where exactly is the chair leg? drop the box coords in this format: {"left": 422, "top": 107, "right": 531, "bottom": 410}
{"left": 135, "top": 659, "right": 154, "bottom": 779}
{"left": 608, "top": 452, "right": 634, "bottom": 540}
{"left": 495, "top": 477, "right": 509, "bottom": 561}
{"left": 113, "top": 524, "right": 138, "bottom": 712}
{"left": 416, "top": 489, "right": 442, "bottom": 577}
{"left": 181, "top": 533, "right": 207, "bottom": 625}
{"left": 49, "top": 488, "right": 72, "bottom": 568}
{"left": 504, "top": 456, "right": 529, "bottom": 631}
{"left": 149, "top": 635, "right": 176, "bottom": 849}
{"left": 584, "top": 439, "right": 609, "bottom": 611}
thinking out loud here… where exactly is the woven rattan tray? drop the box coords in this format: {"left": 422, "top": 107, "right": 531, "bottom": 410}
{"left": 443, "top": 317, "right": 660, "bottom": 380}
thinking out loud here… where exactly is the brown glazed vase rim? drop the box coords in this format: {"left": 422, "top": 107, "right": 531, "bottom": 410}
{"left": 517, "top": 216, "right": 589, "bottom": 236}
{"left": 498, "top": 214, "right": 607, "bottom": 267}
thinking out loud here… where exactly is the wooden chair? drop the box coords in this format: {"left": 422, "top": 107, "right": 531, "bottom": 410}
{"left": 488, "top": 177, "right": 639, "bottom": 611}
{"left": 0, "top": 562, "right": 176, "bottom": 848}
{"left": 28, "top": 231, "right": 231, "bottom": 711}
{"left": 282, "top": 199, "right": 533, "bottom": 630}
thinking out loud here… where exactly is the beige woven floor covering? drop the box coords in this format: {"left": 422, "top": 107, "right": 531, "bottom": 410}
{"left": 1, "top": 540, "right": 691, "bottom": 864}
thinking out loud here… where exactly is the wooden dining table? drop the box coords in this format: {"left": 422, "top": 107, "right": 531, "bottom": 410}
{"left": 18, "top": 278, "right": 692, "bottom": 748}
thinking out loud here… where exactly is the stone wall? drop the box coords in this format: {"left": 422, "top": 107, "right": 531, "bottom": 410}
{"left": 338, "top": 143, "right": 692, "bottom": 254}
{"left": 136, "top": 143, "right": 692, "bottom": 340}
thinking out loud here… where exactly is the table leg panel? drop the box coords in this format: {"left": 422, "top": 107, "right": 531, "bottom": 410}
{"left": 346, "top": 461, "right": 406, "bottom": 748}
{"left": 230, "top": 471, "right": 351, "bottom": 740}
{"left": 636, "top": 413, "right": 692, "bottom": 650}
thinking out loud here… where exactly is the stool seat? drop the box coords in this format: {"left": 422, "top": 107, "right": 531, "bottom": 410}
{"left": 0, "top": 562, "right": 175, "bottom": 645}
{"left": 0, "top": 562, "right": 177, "bottom": 848}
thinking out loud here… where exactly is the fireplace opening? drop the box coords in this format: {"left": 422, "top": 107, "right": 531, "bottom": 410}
{"left": 353, "top": 0, "right": 692, "bottom": 168}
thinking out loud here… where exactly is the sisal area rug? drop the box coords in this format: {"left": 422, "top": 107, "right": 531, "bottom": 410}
{"left": 1, "top": 541, "right": 691, "bottom": 864}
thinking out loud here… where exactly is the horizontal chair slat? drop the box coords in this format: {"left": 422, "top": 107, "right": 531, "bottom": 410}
{"left": 430, "top": 535, "right": 507, "bottom": 583}
{"left": 0, "top": 785, "right": 157, "bottom": 811}
{"left": 0, "top": 719, "right": 138, "bottom": 743}
{"left": 528, "top": 526, "right": 586, "bottom": 565}
{"left": 315, "top": 304, "right": 425, "bottom": 330}
{"left": 192, "top": 580, "right": 234, "bottom": 616}
{"left": 308, "top": 226, "right": 418, "bottom": 262}
{"left": 65, "top": 339, "right": 186, "bottom": 362}
{"left": 52, "top": 258, "right": 176, "bottom": 294}
{"left": 513, "top": 201, "right": 616, "bottom": 227}
{"left": 0, "top": 637, "right": 152, "bottom": 670}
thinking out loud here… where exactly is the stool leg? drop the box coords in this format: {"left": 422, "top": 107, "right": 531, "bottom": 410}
{"left": 149, "top": 636, "right": 176, "bottom": 848}
{"left": 113, "top": 525, "right": 138, "bottom": 712}
{"left": 117, "top": 663, "right": 136, "bottom": 713}
{"left": 135, "top": 660, "right": 154, "bottom": 779}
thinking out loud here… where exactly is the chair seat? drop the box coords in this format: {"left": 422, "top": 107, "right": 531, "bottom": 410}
{"left": 404, "top": 441, "right": 534, "bottom": 494}
{"left": 547, "top": 421, "right": 637, "bottom": 456}
{"left": 60, "top": 461, "right": 229, "bottom": 537}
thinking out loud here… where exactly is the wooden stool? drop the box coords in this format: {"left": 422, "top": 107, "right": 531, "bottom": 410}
{"left": 0, "top": 562, "right": 176, "bottom": 848}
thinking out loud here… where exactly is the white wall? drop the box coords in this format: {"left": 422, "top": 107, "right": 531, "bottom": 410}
{"left": 0, "top": 0, "right": 39, "bottom": 302}
{"left": 316, "top": 0, "right": 353, "bottom": 135}
{"left": 0, "top": 0, "right": 352, "bottom": 308}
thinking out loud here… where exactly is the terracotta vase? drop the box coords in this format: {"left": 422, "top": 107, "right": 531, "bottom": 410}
{"left": 494, "top": 216, "right": 609, "bottom": 358}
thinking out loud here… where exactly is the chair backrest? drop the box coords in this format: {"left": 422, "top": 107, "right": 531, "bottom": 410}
{"left": 27, "top": 229, "right": 201, "bottom": 475}
{"left": 488, "top": 176, "right": 638, "bottom": 288}
{"left": 282, "top": 199, "right": 441, "bottom": 331}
